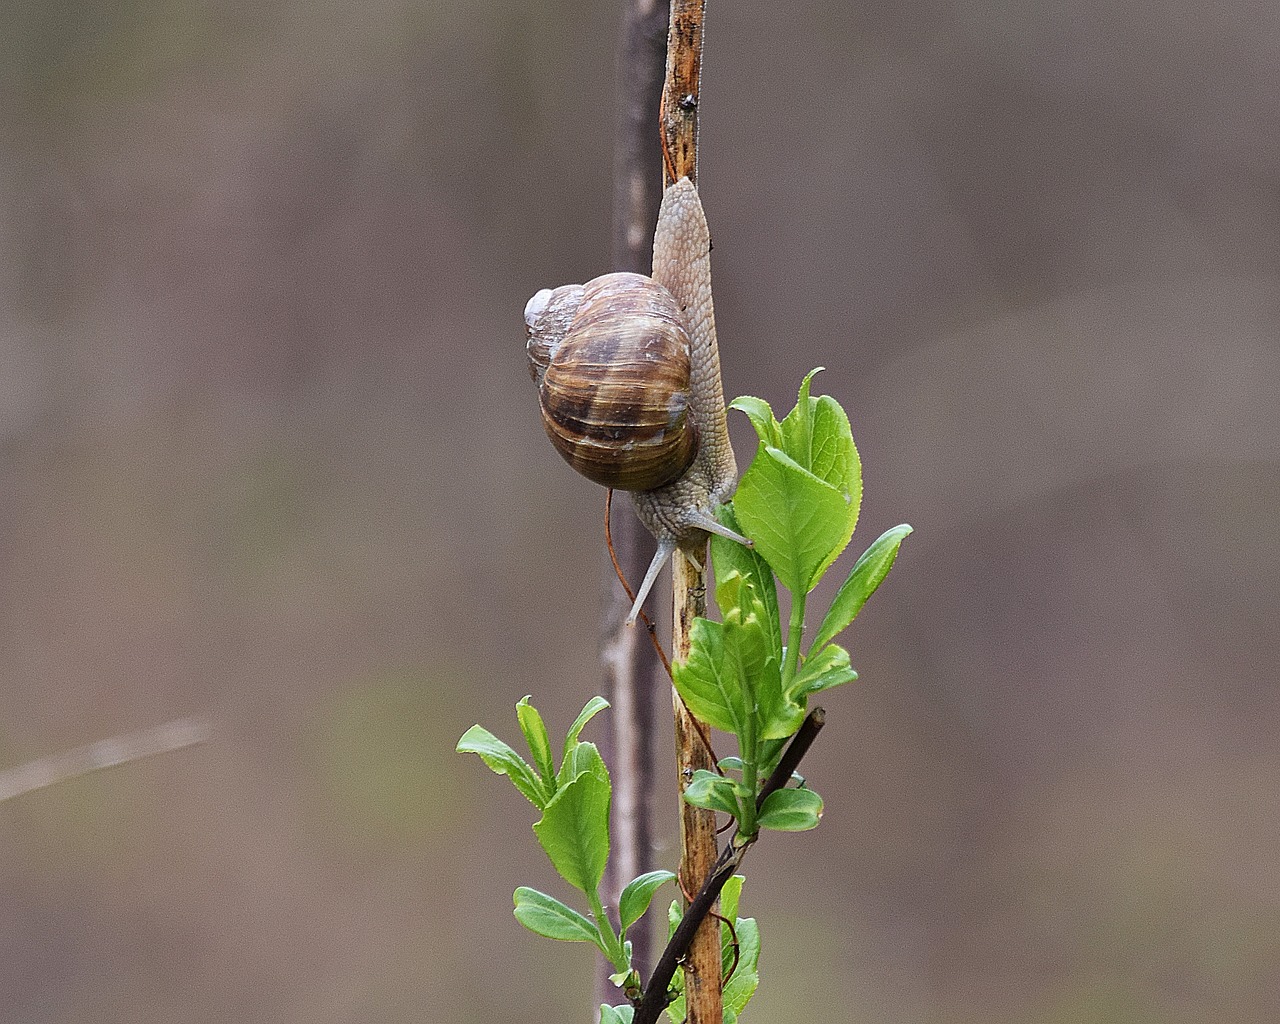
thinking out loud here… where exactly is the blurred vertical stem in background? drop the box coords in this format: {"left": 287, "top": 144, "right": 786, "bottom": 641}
{"left": 602, "top": 1, "right": 720, "bottom": 1019}
{"left": 659, "top": 3, "right": 723, "bottom": 1024}
{"left": 599, "top": 0, "right": 670, "bottom": 1006}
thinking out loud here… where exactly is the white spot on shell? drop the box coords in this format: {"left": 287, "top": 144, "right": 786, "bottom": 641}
{"left": 524, "top": 288, "right": 554, "bottom": 330}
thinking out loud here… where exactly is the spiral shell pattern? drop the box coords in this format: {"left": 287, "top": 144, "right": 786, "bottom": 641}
{"left": 529, "top": 272, "right": 697, "bottom": 491}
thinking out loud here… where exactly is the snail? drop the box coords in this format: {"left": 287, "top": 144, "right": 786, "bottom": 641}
{"left": 525, "top": 177, "right": 751, "bottom": 624}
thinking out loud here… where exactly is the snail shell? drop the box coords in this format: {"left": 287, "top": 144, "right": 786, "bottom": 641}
{"left": 526, "top": 271, "right": 698, "bottom": 491}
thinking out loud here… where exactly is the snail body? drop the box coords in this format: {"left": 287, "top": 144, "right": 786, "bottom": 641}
{"left": 525, "top": 178, "right": 750, "bottom": 622}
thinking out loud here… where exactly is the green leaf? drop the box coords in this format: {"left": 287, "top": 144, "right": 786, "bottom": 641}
{"left": 560, "top": 696, "right": 610, "bottom": 787}
{"left": 731, "top": 374, "right": 865, "bottom": 593}
{"left": 712, "top": 505, "right": 781, "bottom": 663}
{"left": 675, "top": 577, "right": 780, "bottom": 763}
{"left": 773, "top": 371, "right": 862, "bottom": 586}
{"left": 711, "top": 506, "right": 778, "bottom": 652}
{"left": 662, "top": 899, "right": 687, "bottom": 1023}
{"left": 561, "top": 737, "right": 602, "bottom": 782}
{"left": 811, "top": 395, "right": 860, "bottom": 498}
{"left": 516, "top": 696, "right": 557, "bottom": 789}
{"left": 513, "top": 887, "right": 605, "bottom": 951}
{"left": 757, "top": 693, "right": 806, "bottom": 742}
{"left": 715, "top": 572, "right": 784, "bottom": 744}
{"left": 610, "top": 958, "right": 640, "bottom": 994}
{"left": 733, "top": 916, "right": 760, "bottom": 977}
{"left": 599, "top": 1005, "right": 634, "bottom": 1024}
{"left": 717, "top": 756, "right": 745, "bottom": 774}
{"left": 723, "top": 915, "right": 760, "bottom": 1017}
{"left": 774, "top": 371, "right": 846, "bottom": 483}
{"left": 726, "top": 913, "right": 760, "bottom": 978}
{"left": 733, "top": 445, "right": 852, "bottom": 595}
{"left": 790, "top": 643, "right": 857, "bottom": 702}
{"left": 672, "top": 617, "right": 748, "bottom": 736}
{"left": 619, "top": 870, "right": 677, "bottom": 933}
{"left": 533, "top": 749, "right": 611, "bottom": 893}
{"left": 756, "top": 647, "right": 807, "bottom": 742}
{"left": 777, "top": 368, "right": 821, "bottom": 468}
{"left": 720, "top": 874, "right": 745, "bottom": 922}
{"left": 563, "top": 697, "right": 609, "bottom": 759}
{"left": 809, "top": 396, "right": 862, "bottom": 581}
{"left": 682, "top": 769, "right": 742, "bottom": 817}
{"left": 456, "top": 724, "right": 549, "bottom": 809}
{"left": 757, "top": 787, "right": 823, "bottom": 831}
{"left": 729, "top": 395, "right": 781, "bottom": 448}
{"left": 717, "top": 875, "right": 760, "bottom": 1016}
{"left": 775, "top": 368, "right": 835, "bottom": 485}
{"left": 811, "top": 524, "right": 913, "bottom": 651}
{"left": 779, "top": 379, "right": 857, "bottom": 495}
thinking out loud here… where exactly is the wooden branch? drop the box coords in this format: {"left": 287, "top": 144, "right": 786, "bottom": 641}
{"left": 660, "top": 0, "right": 707, "bottom": 186}
{"left": 661, "top": 2, "right": 719, "bottom": 1023}
{"left": 670, "top": 545, "right": 722, "bottom": 1024}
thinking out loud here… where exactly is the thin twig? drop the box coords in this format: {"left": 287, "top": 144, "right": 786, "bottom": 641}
{"left": 717, "top": 909, "right": 740, "bottom": 985}
{"left": 632, "top": 709, "right": 828, "bottom": 1024}
{"left": 674, "top": 865, "right": 740, "bottom": 982}
{"left": 600, "top": 0, "right": 672, "bottom": 1003}
{"left": 756, "top": 707, "right": 826, "bottom": 808}
{"left": 0, "top": 717, "right": 211, "bottom": 803}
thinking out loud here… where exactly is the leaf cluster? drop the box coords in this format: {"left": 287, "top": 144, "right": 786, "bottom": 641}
{"left": 457, "top": 697, "right": 673, "bottom": 989}
{"left": 673, "top": 370, "right": 912, "bottom": 839}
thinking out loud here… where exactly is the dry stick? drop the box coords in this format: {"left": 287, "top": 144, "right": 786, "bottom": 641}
{"left": 0, "top": 717, "right": 211, "bottom": 803}
{"left": 633, "top": 710, "right": 829, "bottom": 1024}
{"left": 669, "top": 550, "right": 721, "bottom": 1024}
{"left": 659, "top": 2, "right": 720, "bottom": 1022}
{"left": 599, "top": 0, "right": 673, "bottom": 1008}
{"left": 660, "top": 0, "right": 706, "bottom": 187}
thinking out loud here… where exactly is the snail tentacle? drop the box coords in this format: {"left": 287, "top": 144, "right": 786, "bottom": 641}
{"left": 681, "top": 509, "right": 752, "bottom": 548}
{"left": 626, "top": 538, "right": 679, "bottom": 626}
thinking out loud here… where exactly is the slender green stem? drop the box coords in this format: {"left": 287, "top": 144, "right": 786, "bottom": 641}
{"left": 780, "top": 591, "right": 807, "bottom": 692}
{"left": 737, "top": 696, "right": 759, "bottom": 839}
{"left": 743, "top": 592, "right": 805, "bottom": 835}
{"left": 590, "top": 887, "right": 627, "bottom": 971}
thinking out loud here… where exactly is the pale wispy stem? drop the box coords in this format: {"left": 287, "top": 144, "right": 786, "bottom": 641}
{"left": 0, "top": 717, "right": 211, "bottom": 803}
{"left": 596, "top": 0, "right": 672, "bottom": 1012}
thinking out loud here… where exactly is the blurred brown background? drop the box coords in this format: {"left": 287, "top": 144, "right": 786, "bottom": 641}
{"left": 1, "top": 1, "right": 1277, "bottom": 1022}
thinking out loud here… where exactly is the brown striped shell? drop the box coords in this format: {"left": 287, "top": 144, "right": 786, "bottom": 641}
{"left": 525, "top": 271, "right": 697, "bottom": 491}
